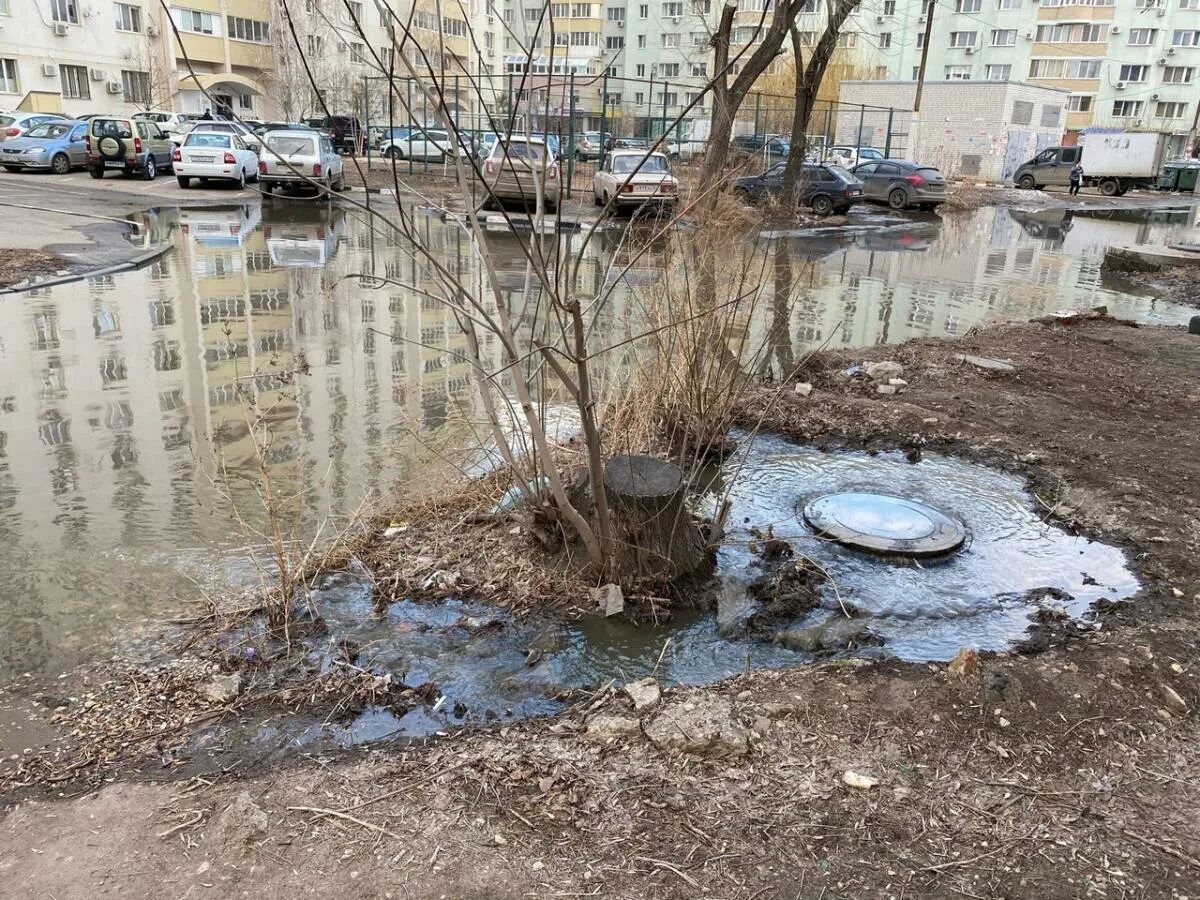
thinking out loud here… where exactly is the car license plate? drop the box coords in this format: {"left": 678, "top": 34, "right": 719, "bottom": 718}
{"left": 191, "top": 155, "right": 215, "bottom": 163}
{"left": 104, "top": 161, "right": 124, "bottom": 168}
{"left": 850, "top": 189, "right": 863, "bottom": 196}
{"left": 635, "top": 185, "right": 654, "bottom": 194}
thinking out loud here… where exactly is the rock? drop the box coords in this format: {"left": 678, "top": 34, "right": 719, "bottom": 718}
{"left": 947, "top": 648, "right": 980, "bottom": 679}
{"left": 794, "top": 381, "right": 813, "bottom": 397}
{"left": 622, "top": 677, "right": 662, "bottom": 712}
{"left": 1190, "top": 315, "right": 1200, "bottom": 336}
{"left": 842, "top": 771, "right": 878, "bottom": 789}
{"left": 887, "top": 378, "right": 908, "bottom": 388}
{"left": 644, "top": 696, "right": 749, "bottom": 758}
{"left": 876, "top": 384, "right": 899, "bottom": 396}
{"left": 1161, "top": 684, "right": 1188, "bottom": 714}
{"left": 216, "top": 791, "right": 269, "bottom": 846}
{"left": 776, "top": 615, "right": 881, "bottom": 653}
{"left": 590, "top": 583, "right": 624, "bottom": 617}
{"left": 865, "top": 360, "right": 903, "bottom": 383}
{"left": 201, "top": 673, "right": 242, "bottom": 705}
{"left": 954, "top": 353, "right": 1018, "bottom": 374}
{"left": 584, "top": 714, "right": 640, "bottom": 742}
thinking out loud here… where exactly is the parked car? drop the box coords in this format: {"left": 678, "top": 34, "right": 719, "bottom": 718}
{"left": 86, "top": 116, "right": 173, "bottom": 179}
{"left": 479, "top": 135, "right": 561, "bottom": 212}
{"left": 572, "top": 131, "right": 607, "bottom": 161}
{"left": 0, "top": 119, "right": 88, "bottom": 174}
{"left": 173, "top": 130, "right": 260, "bottom": 189}
{"left": 593, "top": 149, "right": 678, "bottom": 213}
{"left": 731, "top": 161, "right": 864, "bottom": 215}
{"left": 730, "top": 133, "right": 790, "bottom": 162}
{"left": 304, "top": 115, "right": 365, "bottom": 155}
{"left": 0, "top": 112, "right": 68, "bottom": 144}
{"left": 825, "top": 146, "right": 884, "bottom": 168}
{"left": 258, "top": 128, "right": 345, "bottom": 195}
{"left": 253, "top": 121, "right": 315, "bottom": 136}
{"left": 134, "top": 111, "right": 192, "bottom": 135}
{"left": 168, "top": 119, "right": 260, "bottom": 150}
{"left": 851, "top": 159, "right": 947, "bottom": 210}
{"left": 382, "top": 127, "right": 468, "bottom": 161}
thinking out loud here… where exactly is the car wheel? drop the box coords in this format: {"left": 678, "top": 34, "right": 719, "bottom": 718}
{"left": 1099, "top": 179, "right": 1119, "bottom": 197}
{"left": 888, "top": 188, "right": 908, "bottom": 210}
{"left": 142, "top": 157, "right": 157, "bottom": 180}
{"left": 261, "top": 181, "right": 273, "bottom": 197}
{"left": 334, "top": 171, "right": 346, "bottom": 191}
{"left": 1018, "top": 174, "right": 1036, "bottom": 190}
{"left": 89, "top": 166, "right": 104, "bottom": 179}
{"left": 236, "top": 167, "right": 246, "bottom": 189}
{"left": 385, "top": 147, "right": 402, "bottom": 160}
{"left": 2, "top": 165, "right": 20, "bottom": 173}
{"left": 177, "top": 176, "right": 190, "bottom": 188}
{"left": 811, "top": 194, "right": 834, "bottom": 216}
{"left": 594, "top": 191, "right": 602, "bottom": 206}
{"left": 50, "top": 153, "right": 70, "bottom": 175}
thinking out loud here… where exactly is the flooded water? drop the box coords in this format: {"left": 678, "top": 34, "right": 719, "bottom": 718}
{"left": 0, "top": 198, "right": 1187, "bottom": 694}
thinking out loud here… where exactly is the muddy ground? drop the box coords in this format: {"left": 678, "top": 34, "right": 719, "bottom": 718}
{"left": 0, "top": 248, "right": 70, "bottom": 288}
{"left": 2, "top": 315, "right": 1198, "bottom": 898}
{"left": 1102, "top": 258, "right": 1200, "bottom": 309}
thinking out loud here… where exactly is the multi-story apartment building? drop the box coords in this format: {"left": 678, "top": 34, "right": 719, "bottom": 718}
{"left": 0, "top": 0, "right": 502, "bottom": 120}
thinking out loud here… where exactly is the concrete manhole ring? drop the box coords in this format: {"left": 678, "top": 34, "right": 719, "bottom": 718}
{"left": 800, "top": 492, "right": 967, "bottom": 557}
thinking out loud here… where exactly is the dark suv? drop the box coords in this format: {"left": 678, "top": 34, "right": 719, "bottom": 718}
{"left": 731, "top": 162, "right": 864, "bottom": 215}
{"left": 730, "top": 133, "right": 790, "bottom": 162}
{"left": 305, "top": 115, "right": 365, "bottom": 155}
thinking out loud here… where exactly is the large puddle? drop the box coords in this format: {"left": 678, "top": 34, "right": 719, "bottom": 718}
{"left": 0, "top": 198, "right": 1180, "bottom": 749}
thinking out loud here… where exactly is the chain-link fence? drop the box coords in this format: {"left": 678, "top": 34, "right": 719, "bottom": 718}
{"left": 350, "top": 72, "right": 909, "bottom": 198}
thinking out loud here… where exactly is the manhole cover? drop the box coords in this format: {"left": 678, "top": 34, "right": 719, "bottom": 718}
{"left": 800, "top": 493, "right": 967, "bottom": 557}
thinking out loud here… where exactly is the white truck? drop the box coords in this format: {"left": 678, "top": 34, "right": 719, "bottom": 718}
{"left": 1012, "top": 132, "right": 1170, "bottom": 196}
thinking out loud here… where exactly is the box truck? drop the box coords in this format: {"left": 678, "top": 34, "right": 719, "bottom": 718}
{"left": 1012, "top": 132, "right": 1170, "bottom": 196}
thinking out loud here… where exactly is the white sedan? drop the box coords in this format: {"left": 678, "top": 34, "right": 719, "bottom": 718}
{"left": 593, "top": 150, "right": 679, "bottom": 213}
{"left": 173, "top": 131, "right": 260, "bottom": 189}
{"left": 381, "top": 128, "right": 468, "bottom": 162}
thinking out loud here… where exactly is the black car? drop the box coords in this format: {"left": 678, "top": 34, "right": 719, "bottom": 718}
{"left": 850, "top": 159, "right": 947, "bottom": 211}
{"left": 304, "top": 115, "right": 365, "bottom": 155}
{"left": 731, "top": 161, "right": 864, "bottom": 215}
{"left": 730, "top": 133, "right": 790, "bottom": 162}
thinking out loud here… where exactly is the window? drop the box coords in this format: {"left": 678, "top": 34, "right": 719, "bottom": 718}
{"left": 916, "top": 33, "right": 924, "bottom": 48}
{"left": 637, "top": 34, "right": 646, "bottom": 47}
{"left": 1111, "top": 100, "right": 1143, "bottom": 117}
{"left": 0, "top": 0, "right": 8, "bottom": 13}
{"left": 1129, "top": 28, "right": 1158, "bottom": 46}
{"left": 605, "top": 35, "right": 623, "bottom": 48}
{"left": 484, "top": 31, "right": 494, "bottom": 51}
{"left": 660, "top": 62, "right": 679, "bottom": 75}
{"left": 1035, "top": 23, "right": 1106, "bottom": 42}
{"left": 636, "top": 63, "right": 645, "bottom": 76}
{"left": 1028, "top": 58, "right": 1100, "bottom": 78}
{"left": 1163, "top": 65, "right": 1194, "bottom": 83}
{"left": 550, "top": 3, "right": 569, "bottom": 16}
{"left": 1040, "top": 104, "right": 1061, "bottom": 126}
{"left": 949, "top": 31, "right": 977, "bottom": 47}
{"left": 945, "top": 64, "right": 972, "bottom": 79}
{"left": 690, "top": 31, "right": 707, "bottom": 44}
{"left": 121, "top": 69, "right": 150, "bottom": 103}
{"left": 442, "top": 16, "right": 467, "bottom": 36}
{"left": 879, "top": 32, "right": 891, "bottom": 48}
{"left": 657, "top": 91, "right": 677, "bottom": 105}
{"left": 1183, "top": 0, "right": 1200, "bottom": 9}
{"left": 606, "top": 5, "right": 624, "bottom": 18}
{"left": 523, "top": 7, "right": 540, "bottom": 19}
{"left": 349, "top": 42, "right": 365, "bottom": 62}
{"left": 991, "top": 29, "right": 1015, "bottom": 45}
{"left": 60, "top": 64, "right": 89, "bottom": 99}
{"left": 1173, "top": 30, "right": 1200, "bottom": 46}
{"left": 347, "top": 0, "right": 362, "bottom": 20}
{"left": 1119, "top": 64, "right": 1149, "bottom": 81}
{"left": 732, "top": 25, "right": 758, "bottom": 42}
{"left": 50, "top": 0, "right": 77, "bottom": 22}
{"left": 662, "top": 0, "right": 683, "bottom": 13}
{"left": 634, "top": 91, "right": 644, "bottom": 103}
{"left": 175, "top": 8, "right": 218, "bottom": 34}
{"left": 985, "top": 63, "right": 1011, "bottom": 79}
{"left": 604, "top": 92, "right": 621, "bottom": 104}
{"left": 570, "top": 2, "right": 596, "bottom": 14}
{"left": 837, "top": 32, "right": 856, "bottom": 47}
{"left": 1011, "top": 99, "right": 1033, "bottom": 123}
{"left": 227, "top": 16, "right": 269, "bottom": 42}
{"left": 1066, "top": 94, "right": 1093, "bottom": 111}
{"left": 797, "top": 30, "right": 816, "bottom": 45}
{"left": 882, "top": 0, "right": 895, "bottom": 12}
{"left": 662, "top": 32, "right": 678, "bottom": 46}
{"left": 998, "top": 0, "right": 1020, "bottom": 8}
{"left": 1156, "top": 100, "right": 1187, "bottom": 117}
{"left": 307, "top": 34, "right": 323, "bottom": 54}
{"left": 0, "top": 58, "right": 17, "bottom": 93}
{"left": 114, "top": 3, "right": 142, "bottom": 32}
{"left": 238, "top": 93, "right": 251, "bottom": 109}
{"left": 912, "top": 66, "right": 920, "bottom": 78}
{"left": 690, "top": 61, "right": 706, "bottom": 76}
{"left": 955, "top": 0, "right": 981, "bottom": 10}
{"left": 639, "top": 3, "right": 647, "bottom": 15}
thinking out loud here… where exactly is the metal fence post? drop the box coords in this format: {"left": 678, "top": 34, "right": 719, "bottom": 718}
{"left": 884, "top": 107, "right": 894, "bottom": 157}
{"left": 407, "top": 78, "right": 414, "bottom": 176}
{"left": 661, "top": 81, "right": 669, "bottom": 142}
{"left": 599, "top": 70, "right": 608, "bottom": 165}
{"left": 363, "top": 73, "right": 370, "bottom": 163}
{"left": 857, "top": 103, "right": 865, "bottom": 148}
{"left": 567, "top": 71, "right": 575, "bottom": 198}
{"left": 824, "top": 103, "right": 832, "bottom": 145}
{"left": 753, "top": 91, "right": 761, "bottom": 137}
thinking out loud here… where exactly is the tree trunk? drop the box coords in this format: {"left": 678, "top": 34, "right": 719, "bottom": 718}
{"left": 603, "top": 454, "right": 710, "bottom": 583}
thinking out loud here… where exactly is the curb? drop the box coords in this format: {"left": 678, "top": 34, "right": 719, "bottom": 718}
{"left": 0, "top": 242, "right": 173, "bottom": 296}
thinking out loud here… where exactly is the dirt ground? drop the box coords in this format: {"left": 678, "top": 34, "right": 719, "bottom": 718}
{"left": 2, "top": 315, "right": 1198, "bottom": 898}
{"left": 1101, "top": 258, "right": 1200, "bottom": 309}
{"left": 0, "top": 248, "right": 70, "bottom": 288}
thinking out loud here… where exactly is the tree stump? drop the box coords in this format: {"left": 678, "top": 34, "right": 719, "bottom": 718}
{"left": 603, "top": 454, "right": 711, "bottom": 582}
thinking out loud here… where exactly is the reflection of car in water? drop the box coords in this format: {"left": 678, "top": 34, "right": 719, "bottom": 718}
{"left": 179, "top": 204, "right": 263, "bottom": 247}
{"left": 263, "top": 204, "right": 347, "bottom": 267}
{"left": 595, "top": 223, "right": 669, "bottom": 286}
{"left": 854, "top": 221, "right": 942, "bottom": 253}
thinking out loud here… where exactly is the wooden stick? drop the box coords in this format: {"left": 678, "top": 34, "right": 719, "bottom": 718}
{"left": 287, "top": 805, "right": 404, "bottom": 841}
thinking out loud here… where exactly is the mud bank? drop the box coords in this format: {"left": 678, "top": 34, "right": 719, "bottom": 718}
{"left": 3, "top": 318, "right": 1199, "bottom": 899}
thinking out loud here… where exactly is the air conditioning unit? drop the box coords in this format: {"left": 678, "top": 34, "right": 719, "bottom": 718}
{"left": 1157, "top": 5, "right": 1166, "bottom": 14}
{"left": 146, "top": 22, "right": 159, "bottom": 35}
{"left": 1116, "top": 80, "right": 1126, "bottom": 89}
{"left": 486, "top": 13, "right": 494, "bottom": 23}
{"left": 1159, "top": 57, "right": 1168, "bottom": 64}
{"left": 617, "top": 18, "right": 624, "bottom": 25}
{"left": 106, "top": 81, "right": 123, "bottom": 94}
{"left": 40, "top": 63, "right": 57, "bottom": 77}
{"left": 90, "top": 67, "right": 106, "bottom": 80}
{"left": 1023, "top": 29, "right": 1033, "bottom": 39}
{"left": 1151, "top": 92, "right": 1160, "bottom": 99}
{"left": 965, "top": 45, "right": 975, "bottom": 53}
{"left": 918, "top": 14, "right": 926, "bottom": 22}
{"left": 52, "top": 21, "right": 69, "bottom": 35}
{"left": 1168, "top": 46, "right": 1176, "bottom": 54}
{"left": 1110, "top": 25, "right": 1120, "bottom": 33}
{"left": 671, "top": 15, "right": 680, "bottom": 22}
{"left": 876, "top": 14, "right": 884, "bottom": 22}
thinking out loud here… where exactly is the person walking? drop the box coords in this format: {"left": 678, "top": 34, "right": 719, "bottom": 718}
{"left": 1069, "top": 161, "right": 1084, "bottom": 196}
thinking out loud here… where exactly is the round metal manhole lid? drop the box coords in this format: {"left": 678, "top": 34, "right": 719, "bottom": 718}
{"left": 800, "top": 493, "right": 967, "bottom": 557}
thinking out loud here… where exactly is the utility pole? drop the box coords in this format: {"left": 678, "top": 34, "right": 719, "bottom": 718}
{"left": 909, "top": 0, "right": 936, "bottom": 162}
